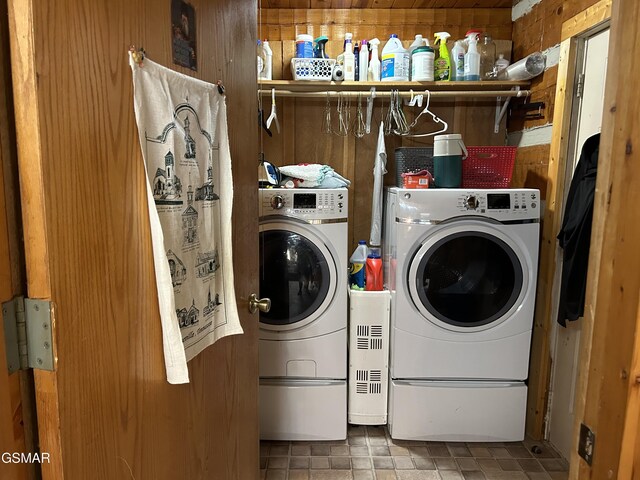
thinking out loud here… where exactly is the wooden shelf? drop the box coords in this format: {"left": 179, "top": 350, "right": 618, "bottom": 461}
{"left": 258, "top": 79, "right": 530, "bottom": 93}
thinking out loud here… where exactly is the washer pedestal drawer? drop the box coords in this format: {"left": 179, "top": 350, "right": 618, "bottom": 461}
{"left": 260, "top": 379, "right": 347, "bottom": 441}
{"left": 388, "top": 379, "right": 526, "bottom": 442}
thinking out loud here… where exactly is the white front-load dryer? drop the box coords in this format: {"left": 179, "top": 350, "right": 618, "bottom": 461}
{"left": 258, "top": 188, "right": 348, "bottom": 440}
{"left": 383, "top": 188, "right": 540, "bottom": 441}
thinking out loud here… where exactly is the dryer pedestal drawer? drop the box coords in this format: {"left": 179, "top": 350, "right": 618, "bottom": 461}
{"left": 388, "top": 379, "right": 526, "bottom": 442}
{"left": 260, "top": 379, "right": 347, "bottom": 441}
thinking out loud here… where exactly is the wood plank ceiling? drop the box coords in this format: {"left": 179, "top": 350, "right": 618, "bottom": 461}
{"left": 262, "top": 0, "right": 513, "bottom": 8}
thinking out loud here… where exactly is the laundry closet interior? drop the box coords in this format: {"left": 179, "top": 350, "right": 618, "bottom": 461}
{"left": 254, "top": 0, "right": 613, "bottom": 479}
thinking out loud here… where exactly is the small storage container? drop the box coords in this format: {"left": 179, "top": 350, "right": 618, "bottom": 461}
{"left": 462, "top": 146, "right": 517, "bottom": 188}
{"left": 394, "top": 147, "right": 434, "bottom": 188}
{"left": 291, "top": 58, "right": 336, "bottom": 81}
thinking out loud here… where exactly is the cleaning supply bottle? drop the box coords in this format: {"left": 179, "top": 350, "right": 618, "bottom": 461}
{"left": 368, "top": 38, "right": 381, "bottom": 81}
{"left": 354, "top": 42, "right": 360, "bottom": 81}
{"left": 381, "top": 34, "right": 409, "bottom": 82}
{"left": 464, "top": 30, "right": 481, "bottom": 81}
{"left": 359, "top": 40, "right": 369, "bottom": 82}
{"left": 451, "top": 40, "right": 466, "bottom": 81}
{"left": 365, "top": 247, "right": 383, "bottom": 291}
{"left": 314, "top": 35, "right": 329, "bottom": 59}
{"left": 343, "top": 39, "right": 356, "bottom": 81}
{"left": 337, "top": 32, "right": 353, "bottom": 66}
{"left": 260, "top": 40, "right": 273, "bottom": 80}
{"left": 433, "top": 32, "right": 452, "bottom": 81}
{"left": 408, "top": 34, "right": 425, "bottom": 79}
{"left": 480, "top": 34, "right": 496, "bottom": 80}
{"left": 257, "top": 40, "right": 265, "bottom": 79}
{"left": 349, "top": 240, "right": 368, "bottom": 290}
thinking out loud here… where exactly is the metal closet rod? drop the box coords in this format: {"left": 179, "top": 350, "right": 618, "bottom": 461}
{"left": 257, "top": 89, "right": 531, "bottom": 99}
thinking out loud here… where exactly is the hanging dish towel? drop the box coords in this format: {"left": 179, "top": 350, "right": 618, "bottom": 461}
{"left": 129, "top": 53, "right": 243, "bottom": 384}
{"left": 370, "top": 121, "right": 387, "bottom": 246}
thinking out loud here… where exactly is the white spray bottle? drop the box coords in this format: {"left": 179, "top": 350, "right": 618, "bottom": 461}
{"left": 368, "top": 38, "right": 381, "bottom": 81}
{"left": 337, "top": 32, "right": 353, "bottom": 66}
{"left": 464, "top": 30, "right": 481, "bottom": 81}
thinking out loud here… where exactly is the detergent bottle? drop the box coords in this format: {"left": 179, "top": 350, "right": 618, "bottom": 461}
{"left": 368, "top": 38, "right": 381, "bottom": 81}
{"left": 464, "top": 30, "right": 481, "bottom": 81}
{"left": 381, "top": 34, "right": 409, "bottom": 82}
{"left": 433, "top": 32, "right": 452, "bottom": 81}
{"left": 260, "top": 40, "right": 273, "bottom": 80}
{"left": 365, "top": 247, "right": 383, "bottom": 291}
{"left": 451, "top": 40, "right": 466, "bottom": 81}
{"left": 349, "top": 240, "right": 368, "bottom": 290}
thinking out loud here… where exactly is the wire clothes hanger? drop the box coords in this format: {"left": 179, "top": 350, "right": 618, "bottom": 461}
{"left": 400, "top": 90, "right": 448, "bottom": 138}
{"left": 266, "top": 88, "right": 280, "bottom": 133}
{"left": 385, "top": 90, "right": 409, "bottom": 136}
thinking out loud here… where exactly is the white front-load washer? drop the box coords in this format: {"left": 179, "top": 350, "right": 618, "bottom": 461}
{"left": 383, "top": 188, "right": 540, "bottom": 442}
{"left": 258, "top": 188, "right": 348, "bottom": 440}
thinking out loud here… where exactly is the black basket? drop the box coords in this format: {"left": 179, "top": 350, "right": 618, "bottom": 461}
{"left": 394, "top": 147, "right": 434, "bottom": 187}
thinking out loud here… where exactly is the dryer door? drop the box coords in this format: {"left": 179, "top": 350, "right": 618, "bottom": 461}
{"left": 408, "top": 221, "right": 526, "bottom": 331}
{"left": 259, "top": 221, "right": 337, "bottom": 331}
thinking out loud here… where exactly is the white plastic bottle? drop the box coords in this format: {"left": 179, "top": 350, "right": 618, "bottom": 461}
{"left": 451, "top": 40, "right": 466, "bottom": 81}
{"left": 349, "top": 240, "right": 368, "bottom": 290}
{"left": 260, "top": 40, "right": 273, "bottom": 80}
{"left": 337, "top": 32, "right": 353, "bottom": 66}
{"left": 381, "top": 34, "right": 409, "bottom": 82}
{"left": 343, "top": 40, "right": 356, "bottom": 81}
{"left": 368, "top": 38, "right": 381, "bottom": 81}
{"left": 359, "top": 40, "right": 369, "bottom": 82}
{"left": 408, "top": 34, "right": 425, "bottom": 80}
{"left": 464, "top": 30, "right": 481, "bottom": 81}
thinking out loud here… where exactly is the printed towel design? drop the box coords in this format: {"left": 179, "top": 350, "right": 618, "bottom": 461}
{"left": 129, "top": 54, "right": 242, "bottom": 384}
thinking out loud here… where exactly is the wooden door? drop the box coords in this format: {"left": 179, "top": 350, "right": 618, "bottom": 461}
{"left": 7, "top": 0, "right": 259, "bottom": 479}
{"left": 0, "top": 2, "right": 37, "bottom": 478}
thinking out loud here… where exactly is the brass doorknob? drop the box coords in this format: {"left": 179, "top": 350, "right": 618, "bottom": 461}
{"left": 248, "top": 293, "right": 271, "bottom": 314}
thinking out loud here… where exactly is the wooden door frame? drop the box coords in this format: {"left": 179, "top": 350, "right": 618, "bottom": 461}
{"left": 526, "top": 0, "right": 612, "bottom": 442}
{"left": 569, "top": 0, "right": 640, "bottom": 476}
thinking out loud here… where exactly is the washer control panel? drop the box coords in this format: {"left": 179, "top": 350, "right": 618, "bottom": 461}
{"left": 259, "top": 188, "right": 347, "bottom": 220}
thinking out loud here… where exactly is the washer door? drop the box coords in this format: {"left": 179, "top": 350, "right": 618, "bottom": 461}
{"left": 408, "top": 221, "right": 525, "bottom": 332}
{"left": 259, "top": 221, "right": 337, "bottom": 331}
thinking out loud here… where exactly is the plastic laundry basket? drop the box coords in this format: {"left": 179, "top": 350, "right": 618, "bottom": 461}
{"left": 462, "top": 146, "right": 517, "bottom": 189}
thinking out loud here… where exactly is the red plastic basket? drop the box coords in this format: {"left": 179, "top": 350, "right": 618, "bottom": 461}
{"left": 462, "top": 146, "right": 517, "bottom": 189}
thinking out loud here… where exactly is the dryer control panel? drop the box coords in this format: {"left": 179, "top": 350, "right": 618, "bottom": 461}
{"left": 389, "top": 188, "right": 540, "bottom": 223}
{"left": 259, "top": 188, "right": 348, "bottom": 221}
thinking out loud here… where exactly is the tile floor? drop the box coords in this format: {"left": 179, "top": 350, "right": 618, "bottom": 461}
{"left": 260, "top": 425, "right": 569, "bottom": 480}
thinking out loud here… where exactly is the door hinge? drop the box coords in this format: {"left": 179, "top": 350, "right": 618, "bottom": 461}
{"left": 578, "top": 423, "right": 595, "bottom": 465}
{"left": 576, "top": 73, "right": 585, "bottom": 98}
{"left": 2, "top": 297, "right": 55, "bottom": 374}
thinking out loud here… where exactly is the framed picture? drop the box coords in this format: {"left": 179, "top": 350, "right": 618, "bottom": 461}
{"left": 171, "top": 0, "right": 197, "bottom": 71}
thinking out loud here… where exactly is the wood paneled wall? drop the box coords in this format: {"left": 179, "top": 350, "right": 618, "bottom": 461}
{"left": 509, "top": 0, "right": 604, "bottom": 198}
{"left": 260, "top": 8, "right": 513, "bottom": 42}
{"left": 260, "top": 7, "right": 513, "bottom": 249}
{"left": 262, "top": 1, "right": 513, "bottom": 8}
